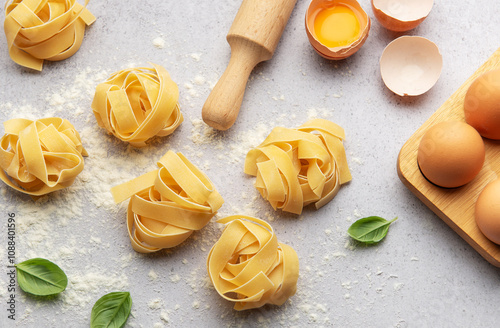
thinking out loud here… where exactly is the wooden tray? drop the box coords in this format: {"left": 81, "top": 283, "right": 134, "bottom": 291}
{"left": 397, "top": 48, "right": 500, "bottom": 267}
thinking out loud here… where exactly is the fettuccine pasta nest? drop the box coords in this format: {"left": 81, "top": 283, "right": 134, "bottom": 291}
{"left": 0, "top": 117, "right": 88, "bottom": 196}
{"left": 4, "top": 0, "right": 95, "bottom": 71}
{"left": 245, "top": 118, "right": 352, "bottom": 215}
{"left": 92, "top": 64, "right": 183, "bottom": 147}
{"left": 111, "top": 151, "right": 224, "bottom": 253}
{"left": 207, "top": 215, "right": 299, "bottom": 311}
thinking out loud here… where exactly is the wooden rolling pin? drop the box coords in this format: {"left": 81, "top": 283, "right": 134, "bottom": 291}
{"left": 202, "top": 0, "right": 297, "bottom": 131}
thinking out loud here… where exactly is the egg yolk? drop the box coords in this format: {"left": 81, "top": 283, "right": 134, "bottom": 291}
{"left": 313, "top": 5, "right": 361, "bottom": 48}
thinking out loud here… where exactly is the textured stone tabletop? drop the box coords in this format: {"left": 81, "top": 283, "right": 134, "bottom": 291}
{"left": 1, "top": 0, "right": 499, "bottom": 327}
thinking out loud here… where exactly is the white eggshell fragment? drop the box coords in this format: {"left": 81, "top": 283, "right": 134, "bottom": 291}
{"left": 372, "top": 0, "right": 433, "bottom": 32}
{"left": 380, "top": 36, "right": 442, "bottom": 96}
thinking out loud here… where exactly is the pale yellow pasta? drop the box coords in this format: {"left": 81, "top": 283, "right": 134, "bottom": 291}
{"left": 245, "top": 118, "right": 352, "bottom": 215}
{"left": 207, "top": 215, "right": 299, "bottom": 311}
{"left": 0, "top": 117, "right": 88, "bottom": 196}
{"left": 111, "top": 151, "right": 223, "bottom": 253}
{"left": 4, "top": 0, "right": 95, "bottom": 71}
{"left": 92, "top": 64, "right": 183, "bottom": 147}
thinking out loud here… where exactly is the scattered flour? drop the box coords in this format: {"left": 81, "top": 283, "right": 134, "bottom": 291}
{"left": 62, "top": 271, "right": 129, "bottom": 310}
{"left": 148, "top": 298, "right": 163, "bottom": 310}
{"left": 170, "top": 274, "right": 181, "bottom": 283}
{"left": 307, "top": 107, "right": 333, "bottom": 120}
{"left": 193, "top": 75, "right": 206, "bottom": 85}
{"left": 149, "top": 269, "right": 159, "bottom": 281}
{"left": 351, "top": 156, "right": 364, "bottom": 165}
{"left": 160, "top": 310, "right": 170, "bottom": 322}
{"left": 189, "top": 118, "right": 221, "bottom": 146}
{"left": 190, "top": 53, "right": 202, "bottom": 61}
{"left": 152, "top": 37, "right": 166, "bottom": 49}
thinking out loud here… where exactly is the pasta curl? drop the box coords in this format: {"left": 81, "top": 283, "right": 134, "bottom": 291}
{"left": 245, "top": 119, "right": 352, "bottom": 215}
{"left": 92, "top": 64, "right": 183, "bottom": 147}
{"left": 0, "top": 117, "right": 88, "bottom": 196}
{"left": 111, "top": 151, "right": 224, "bottom": 253}
{"left": 4, "top": 0, "right": 95, "bottom": 71}
{"left": 207, "top": 215, "right": 299, "bottom": 311}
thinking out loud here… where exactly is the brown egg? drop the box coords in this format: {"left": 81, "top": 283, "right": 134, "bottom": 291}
{"left": 305, "top": 0, "right": 370, "bottom": 60}
{"left": 475, "top": 178, "right": 500, "bottom": 244}
{"left": 417, "top": 121, "right": 485, "bottom": 188}
{"left": 464, "top": 69, "right": 500, "bottom": 140}
{"left": 371, "top": 0, "right": 433, "bottom": 32}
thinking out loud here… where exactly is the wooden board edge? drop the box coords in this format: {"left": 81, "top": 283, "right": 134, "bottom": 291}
{"left": 397, "top": 143, "right": 500, "bottom": 267}
{"left": 396, "top": 48, "right": 500, "bottom": 268}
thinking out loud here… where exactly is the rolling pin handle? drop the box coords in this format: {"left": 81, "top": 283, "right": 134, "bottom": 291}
{"left": 202, "top": 38, "right": 268, "bottom": 131}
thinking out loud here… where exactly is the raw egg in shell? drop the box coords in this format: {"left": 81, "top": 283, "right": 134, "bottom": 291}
{"left": 417, "top": 121, "right": 485, "bottom": 188}
{"left": 464, "top": 69, "right": 500, "bottom": 140}
{"left": 305, "top": 0, "right": 371, "bottom": 60}
{"left": 475, "top": 178, "right": 500, "bottom": 245}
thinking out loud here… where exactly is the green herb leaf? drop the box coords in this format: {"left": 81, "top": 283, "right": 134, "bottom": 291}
{"left": 91, "top": 291, "right": 132, "bottom": 328}
{"left": 15, "top": 258, "right": 68, "bottom": 296}
{"left": 347, "top": 216, "right": 398, "bottom": 244}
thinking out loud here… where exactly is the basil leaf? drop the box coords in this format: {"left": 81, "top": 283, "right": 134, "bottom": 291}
{"left": 347, "top": 216, "right": 398, "bottom": 244}
{"left": 91, "top": 291, "right": 132, "bottom": 328}
{"left": 15, "top": 258, "right": 68, "bottom": 296}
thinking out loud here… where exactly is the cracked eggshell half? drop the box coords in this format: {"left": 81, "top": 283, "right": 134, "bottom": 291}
{"left": 380, "top": 36, "right": 442, "bottom": 96}
{"left": 305, "top": 0, "right": 371, "bottom": 60}
{"left": 372, "top": 0, "right": 433, "bottom": 32}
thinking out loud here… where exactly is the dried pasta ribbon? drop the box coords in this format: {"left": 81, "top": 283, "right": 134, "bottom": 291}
{"left": 207, "top": 215, "right": 299, "bottom": 311}
{"left": 111, "top": 151, "right": 224, "bottom": 253}
{"left": 245, "top": 118, "right": 352, "bottom": 215}
{"left": 0, "top": 117, "right": 88, "bottom": 196}
{"left": 4, "top": 0, "right": 96, "bottom": 71}
{"left": 92, "top": 64, "right": 183, "bottom": 147}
